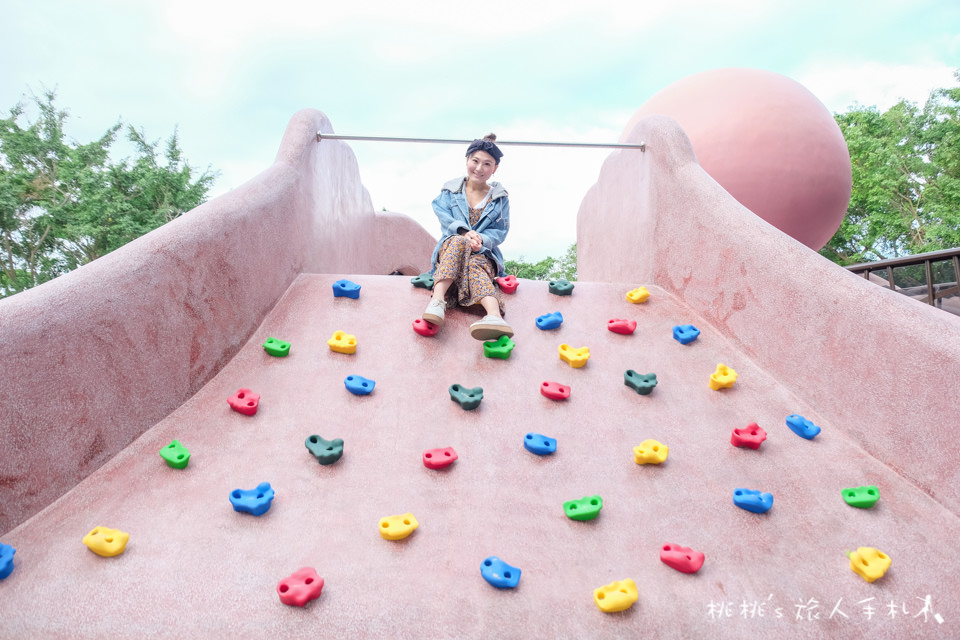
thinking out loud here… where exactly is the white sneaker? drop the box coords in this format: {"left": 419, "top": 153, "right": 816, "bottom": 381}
{"left": 423, "top": 298, "right": 446, "bottom": 326}
{"left": 470, "top": 315, "right": 514, "bottom": 341}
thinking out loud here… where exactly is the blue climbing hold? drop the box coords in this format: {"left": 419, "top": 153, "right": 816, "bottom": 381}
{"left": 229, "top": 482, "right": 275, "bottom": 516}
{"left": 786, "top": 414, "right": 821, "bottom": 440}
{"left": 0, "top": 543, "right": 15, "bottom": 579}
{"left": 524, "top": 433, "right": 557, "bottom": 456}
{"left": 344, "top": 375, "right": 376, "bottom": 395}
{"left": 673, "top": 324, "right": 701, "bottom": 345}
{"left": 333, "top": 279, "right": 361, "bottom": 299}
{"left": 481, "top": 556, "right": 521, "bottom": 589}
{"left": 535, "top": 311, "right": 563, "bottom": 331}
{"left": 733, "top": 488, "right": 773, "bottom": 514}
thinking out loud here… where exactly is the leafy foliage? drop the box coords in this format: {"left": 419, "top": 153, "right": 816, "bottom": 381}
{"left": 821, "top": 70, "right": 960, "bottom": 265}
{"left": 505, "top": 243, "right": 577, "bottom": 281}
{"left": 0, "top": 91, "right": 215, "bottom": 297}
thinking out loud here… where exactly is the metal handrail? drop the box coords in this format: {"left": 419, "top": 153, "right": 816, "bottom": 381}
{"left": 317, "top": 132, "right": 645, "bottom": 152}
{"left": 845, "top": 247, "right": 960, "bottom": 310}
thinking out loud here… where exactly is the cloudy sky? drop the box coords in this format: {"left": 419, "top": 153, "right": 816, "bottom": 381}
{"left": 3, "top": 0, "right": 958, "bottom": 261}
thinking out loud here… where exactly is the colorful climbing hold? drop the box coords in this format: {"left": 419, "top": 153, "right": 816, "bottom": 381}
{"left": 82, "top": 526, "right": 130, "bottom": 557}
{"left": 558, "top": 344, "right": 590, "bottom": 368}
{"left": 633, "top": 439, "right": 669, "bottom": 464}
{"left": 483, "top": 335, "right": 515, "bottom": 359}
{"left": 524, "top": 433, "right": 557, "bottom": 456}
{"left": 277, "top": 567, "right": 324, "bottom": 607}
{"left": 535, "top": 311, "right": 563, "bottom": 330}
{"left": 332, "top": 279, "right": 361, "bottom": 299}
{"left": 229, "top": 482, "right": 275, "bottom": 516}
{"left": 842, "top": 486, "right": 879, "bottom": 509}
{"left": 411, "top": 273, "right": 435, "bottom": 290}
{"left": 379, "top": 513, "right": 419, "bottom": 541}
{"left": 0, "top": 543, "right": 15, "bottom": 579}
{"left": 786, "top": 414, "right": 821, "bottom": 440}
{"left": 263, "top": 337, "right": 291, "bottom": 357}
{"left": 709, "top": 364, "right": 738, "bottom": 390}
{"left": 593, "top": 578, "right": 638, "bottom": 613}
{"left": 548, "top": 279, "right": 575, "bottom": 296}
{"left": 305, "top": 436, "right": 344, "bottom": 465}
{"left": 412, "top": 318, "right": 440, "bottom": 337}
{"left": 344, "top": 375, "right": 376, "bottom": 395}
{"left": 673, "top": 324, "right": 701, "bottom": 345}
{"left": 228, "top": 388, "right": 260, "bottom": 416}
{"left": 481, "top": 556, "right": 521, "bottom": 589}
{"left": 624, "top": 370, "right": 657, "bottom": 395}
{"left": 449, "top": 384, "right": 483, "bottom": 410}
{"left": 733, "top": 488, "right": 773, "bottom": 514}
{"left": 159, "top": 439, "right": 191, "bottom": 469}
{"left": 495, "top": 275, "right": 519, "bottom": 294}
{"left": 540, "top": 381, "right": 570, "bottom": 400}
{"left": 327, "top": 330, "right": 357, "bottom": 354}
{"left": 607, "top": 319, "right": 637, "bottom": 335}
{"left": 626, "top": 287, "right": 650, "bottom": 304}
{"left": 730, "top": 423, "right": 767, "bottom": 450}
{"left": 660, "top": 543, "right": 705, "bottom": 574}
{"left": 847, "top": 547, "right": 891, "bottom": 583}
{"left": 563, "top": 495, "right": 603, "bottom": 521}
{"left": 422, "top": 447, "right": 458, "bottom": 470}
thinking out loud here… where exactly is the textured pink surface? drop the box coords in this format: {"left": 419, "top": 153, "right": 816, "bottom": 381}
{"left": 0, "top": 110, "right": 434, "bottom": 534}
{"left": 1, "top": 107, "right": 959, "bottom": 638}
{"left": 621, "top": 68, "right": 852, "bottom": 249}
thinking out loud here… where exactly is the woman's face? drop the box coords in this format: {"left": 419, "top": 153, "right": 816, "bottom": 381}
{"left": 466, "top": 150, "right": 498, "bottom": 185}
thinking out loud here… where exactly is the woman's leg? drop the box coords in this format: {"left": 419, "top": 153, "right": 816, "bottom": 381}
{"left": 478, "top": 295, "right": 501, "bottom": 318}
{"left": 432, "top": 278, "right": 453, "bottom": 301}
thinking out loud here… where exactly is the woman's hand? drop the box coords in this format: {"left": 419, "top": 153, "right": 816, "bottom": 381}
{"left": 465, "top": 231, "right": 483, "bottom": 252}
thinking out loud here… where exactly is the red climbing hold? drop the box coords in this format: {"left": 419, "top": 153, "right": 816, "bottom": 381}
{"left": 277, "top": 567, "right": 324, "bottom": 607}
{"left": 731, "top": 422, "right": 767, "bottom": 449}
{"left": 228, "top": 388, "right": 260, "bottom": 416}
{"left": 496, "top": 275, "right": 519, "bottom": 294}
{"left": 607, "top": 319, "right": 637, "bottom": 335}
{"left": 422, "top": 446, "right": 458, "bottom": 470}
{"left": 660, "top": 543, "right": 705, "bottom": 574}
{"left": 540, "top": 381, "right": 571, "bottom": 400}
{"left": 412, "top": 318, "right": 439, "bottom": 337}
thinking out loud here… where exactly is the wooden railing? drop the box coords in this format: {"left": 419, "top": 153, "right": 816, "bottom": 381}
{"left": 845, "top": 248, "right": 960, "bottom": 315}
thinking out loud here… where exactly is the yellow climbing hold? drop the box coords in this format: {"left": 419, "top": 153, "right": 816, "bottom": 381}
{"left": 593, "top": 578, "right": 639, "bottom": 613}
{"left": 379, "top": 513, "right": 419, "bottom": 541}
{"left": 633, "top": 439, "right": 669, "bottom": 464}
{"left": 327, "top": 330, "right": 357, "bottom": 355}
{"left": 848, "top": 547, "right": 891, "bottom": 583}
{"left": 559, "top": 344, "right": 590, "bottom": 368}
{"left": 82, "top": 526, "right": 130, "bottom": 557}
{"left": 626, "top": 287, "right": 650, "bottom": 304}
{"left": 709, "top": 363, "right": 738, "bottom": 390}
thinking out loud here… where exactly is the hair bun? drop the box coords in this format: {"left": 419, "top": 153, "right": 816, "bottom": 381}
{"left": 483, "top": 133, "right": 497, "bottom": 141}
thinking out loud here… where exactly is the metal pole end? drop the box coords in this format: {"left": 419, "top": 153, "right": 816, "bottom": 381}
{"left": 316, "top": 131, "right": 323, "bottom": 142}
{"left": 640, "top": 142, "right": 646, "bottom": 152}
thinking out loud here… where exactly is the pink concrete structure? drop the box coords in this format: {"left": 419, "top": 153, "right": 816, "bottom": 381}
{"left": 621, "top": 68, "right": 852, "bottom": 250}
{"left": 2, "top": 102, "right": 959, "bottom": 638}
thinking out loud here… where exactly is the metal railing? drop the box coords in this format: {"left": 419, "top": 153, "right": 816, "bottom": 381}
{"left": 845, "top": 248, "right": 960, "bottom": 315}
{"left": 316, "top": 133, "right": 646, "bottom": 152}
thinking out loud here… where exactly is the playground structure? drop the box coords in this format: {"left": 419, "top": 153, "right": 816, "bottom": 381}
{"left": 1, "top": 96, "right": 959, "bottom": 637}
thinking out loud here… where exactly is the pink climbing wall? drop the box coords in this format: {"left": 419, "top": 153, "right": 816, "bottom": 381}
{"left": 578, "top": 114, "right": 960, "bottom": 516}
{"left": 0, "top": 109, "right": 434, "bottom": 534}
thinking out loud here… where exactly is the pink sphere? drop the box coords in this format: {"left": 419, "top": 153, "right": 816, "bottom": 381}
{"left": 621, "top": 68, "right": 851, "bottom": 250}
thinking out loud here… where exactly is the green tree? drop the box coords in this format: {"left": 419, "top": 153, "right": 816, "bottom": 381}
{"left": 821, "top": 70, "right": 960, "bottom": 265}
{"left": 0, "top": 91, "right": 215, "bottom": 297}
{"left": 504, "top": 243, "right": 578, "bottom": 281}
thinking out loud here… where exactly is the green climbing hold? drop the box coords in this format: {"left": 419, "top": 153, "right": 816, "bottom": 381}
{"left": 263, "top": 337, "right": 291, "bottom": 357}
{"left": 160, "top": 439, "right": 191, "bottom": 469}
{"left": 449, "top": 384, "right": 483, "bottom": 410}
{"left": 483, "top": 335, "right": 515, "bottom": 360}
{"left": 411, "top": 273, "right": 435, "bottom": 290}
{"left": 624, "top": 370, "right": 657, "bottom": 395}
{"left": 842, "top": 485, "right": 879, "bottom": 509}
{"left": 563, "top": 495, "right": 603, "bottom": 521}
{"left": 548, "top": 279, "right": 575, "bottom": 296}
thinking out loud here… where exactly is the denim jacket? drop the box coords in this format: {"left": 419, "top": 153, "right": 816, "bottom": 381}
{"left": 429, "top": 176, "right": 510, "bottom": 277}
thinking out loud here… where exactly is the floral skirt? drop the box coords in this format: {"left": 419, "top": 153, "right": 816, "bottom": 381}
{"left": 434, "top": 235, "right": 505, "bottom": 315}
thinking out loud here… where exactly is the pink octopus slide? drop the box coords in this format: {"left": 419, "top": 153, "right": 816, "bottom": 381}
{"left": 0, "top": 109, "right": 958, "bottom": 639}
